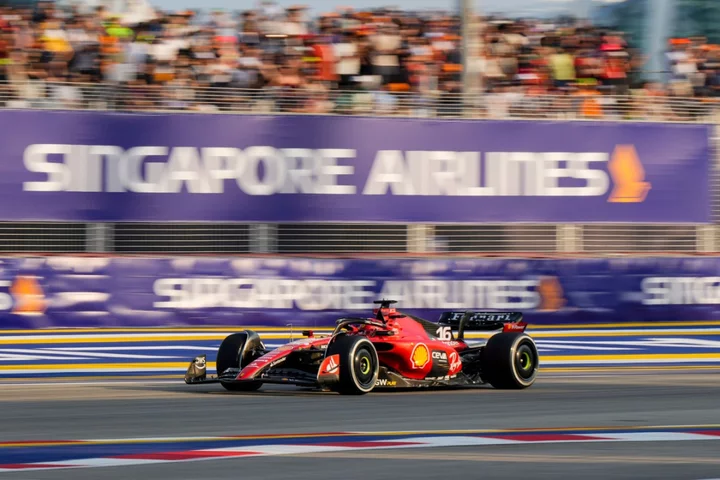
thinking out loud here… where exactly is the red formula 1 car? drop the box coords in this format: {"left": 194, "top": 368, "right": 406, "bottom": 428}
{"left": 184, "top": 300, "right": 539, "bottom": 395}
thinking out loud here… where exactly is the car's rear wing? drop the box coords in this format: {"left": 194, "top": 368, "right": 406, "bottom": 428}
{"left": 437, "top": 311, "right": 527, "bottom": 340}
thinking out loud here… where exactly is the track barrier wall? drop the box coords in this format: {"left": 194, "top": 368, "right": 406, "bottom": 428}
{"left": 2, "top": 256, "right": 720, "bottom": 329}
{"left": 0, "top": 111, "right": 716, "bottom": 328}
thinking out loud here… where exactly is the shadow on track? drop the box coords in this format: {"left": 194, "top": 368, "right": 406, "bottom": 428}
{"left": 115, "top": 383, "right": 494, "bottom": 397}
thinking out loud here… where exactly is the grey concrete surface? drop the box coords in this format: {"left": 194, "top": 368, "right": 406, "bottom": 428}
{"left": 2, "top": 371, "right": 720, "bottom": 479}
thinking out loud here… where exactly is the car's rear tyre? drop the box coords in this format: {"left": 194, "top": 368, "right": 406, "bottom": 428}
{"left": 326, "top": 334, "right": 379, "bottom": 395}
{"left": 216, "top": 331, "right": 263, "bottom": 392}
{"left": 482, "top": 332, "right": 538, "bottom": 389}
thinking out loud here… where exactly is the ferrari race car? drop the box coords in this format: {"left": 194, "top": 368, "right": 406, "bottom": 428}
{"left": 184, "top": 300, "right": 539, "bottom": 395}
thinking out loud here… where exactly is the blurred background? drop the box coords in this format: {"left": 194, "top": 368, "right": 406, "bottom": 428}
{"left": 0, "top": 0, "right": 718, "bottom": 117}
{"left": 0, "top": 0, "right": 717, "bottom": 259}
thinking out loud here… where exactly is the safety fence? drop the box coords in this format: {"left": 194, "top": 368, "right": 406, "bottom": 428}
{"left": 0, "top": 222, "right": 706, "bottom": 255}
{"left": 2, "top": 80, "right": 720, "bottom": 123}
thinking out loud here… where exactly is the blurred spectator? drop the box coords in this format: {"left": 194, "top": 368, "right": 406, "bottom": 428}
{"left": 0, "top": 0, "right": 717, "bottom": 120}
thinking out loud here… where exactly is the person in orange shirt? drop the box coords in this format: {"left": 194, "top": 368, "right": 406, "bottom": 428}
{"left": 601, "top": 43, "right": 629, "bottom": 95}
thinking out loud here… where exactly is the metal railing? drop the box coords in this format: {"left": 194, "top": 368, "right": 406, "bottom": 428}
{"left": 0, "top": 221, "right": 709, "bottom": 255}
{"left": 1, "top": 80, "right": 720, "bottom": 123}
{"left": 0, "top": 80, "right": 717, "bottom": 256}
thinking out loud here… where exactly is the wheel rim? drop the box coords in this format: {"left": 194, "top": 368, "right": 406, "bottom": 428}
{"left": 353, "top": 347, "right": 375, "bottom": 388}
{"left": 360, "top": 357, "right": 370, "bottom": 375}
{"left": 515, "top": 343, "right": 537, "bottom": 380}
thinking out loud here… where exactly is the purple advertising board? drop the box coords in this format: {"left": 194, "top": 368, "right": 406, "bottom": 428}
{"left": 1, "top": 255, "right": 719, "bottom": 329}
{"left": 0, "top": 110, "right": 711, "bottom": 223}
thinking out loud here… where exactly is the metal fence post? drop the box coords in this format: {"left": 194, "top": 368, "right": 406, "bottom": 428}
{"left": 250, "top": 224, "right": 277, "bottom": 254}
{"left": 557, "top": 225, "right": 582, "bottom": 253}
{"left": 408, "top": 224, "right": 432, "bottom": 253}
{"left": 697, "top": 225, "right": 715, "bottom": 253}
{"left": 712, "top": 123, "right": 720, "bottom": 252}
{"left": 86, "top": 223, "right": 111, "bottom": 252}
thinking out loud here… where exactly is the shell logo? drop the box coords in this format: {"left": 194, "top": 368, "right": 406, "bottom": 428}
{"left": 411, "top": 343, "right": 430, "bottom": 369}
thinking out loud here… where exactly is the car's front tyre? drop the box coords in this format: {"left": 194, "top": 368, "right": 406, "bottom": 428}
{"left": 325, "top": 334, "right": 379, "bottom": 395}
{"left": 216, "top": 331, "right": 263, "bottom": 392}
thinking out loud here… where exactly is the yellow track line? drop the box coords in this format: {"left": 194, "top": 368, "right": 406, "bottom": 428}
{"left": 0, "top": 375, "right": 181, "bottom": 381}
{"left": 0, "top": 335, "right": 229, "bottom": 344}
{"left": 531, "top": 321, "right": 720, "bottom": 329}
{"left": 1, "top": 365, "right": 717, "bottom": 380}
{"left": 6, "top": 354, "right": 720, "bottom": 372}
{"left": 541, "top": 365, "right": 720, "bottom": 373}
{"left": 9, "top": 320, "right": 720, "bottom": 332}
{"left": 523, "top": 331, "right": 720, "bottom": 338}
{"left": 542, "top": 353, "right": 720, "bottom": 361}
{"left": 0, "top": 431, "right": 356, "bottom": 448}
{"left": 347, "top": 424, "right": 720, "bottom": 435}
{"left": 0, "top": 362, "right": 216, "bottom": 371}
{"left": 0, "top": 327, "right": 320, "bottom": 334}
{"left": 0, "top": 326, "right": 344, "bottom": 334}
{"left": 1, "top": 320, "right": 720, "bottom": 334}
{"left": 1, "top": 329, "right": 720, "bottom": 344}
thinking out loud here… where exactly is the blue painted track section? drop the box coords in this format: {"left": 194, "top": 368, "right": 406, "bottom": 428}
{"left": 1, "top": 322, "right": 720, "bottom": 379}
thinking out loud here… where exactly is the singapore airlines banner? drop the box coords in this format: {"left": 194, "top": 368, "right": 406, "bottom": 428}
{"left": 1, "top": 256, "right": 720, "bottom": 329}
{"left": 0, "top": 110, "right": 711, "bottom": 223}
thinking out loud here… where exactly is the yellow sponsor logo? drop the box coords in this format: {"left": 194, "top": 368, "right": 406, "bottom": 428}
{"left": 411, "top": 343, "right": 430, "bottom": 369}
{"left": 608, "top": 145, "right": 651, "bottom": 203}
{"left": 9, "top": 276, "right": 46, "bottom": 315}
{"left": 537, "top": 276, "right": 566, "bottom": 312}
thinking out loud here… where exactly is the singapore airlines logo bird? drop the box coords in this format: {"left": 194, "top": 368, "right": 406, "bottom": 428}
{"left": 10, "top": 276, "right": 46, "bottom": 315}
{"left": 608, "top": 145, "right": 651, "bottom": 203}
{"left": 537, "top": 276, "right": 566, "bottom": 312}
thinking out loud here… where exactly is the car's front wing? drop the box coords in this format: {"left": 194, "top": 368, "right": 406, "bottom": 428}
{"left": 184, "top": 354, "right": 321, "bottom": 388}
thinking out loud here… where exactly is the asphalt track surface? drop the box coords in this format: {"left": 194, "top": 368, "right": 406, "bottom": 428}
{"left": 2, "top": 370, "right": 720, "bottom": 479}
{"left": 2, "top": 322, "right": 720, "bottom": 478}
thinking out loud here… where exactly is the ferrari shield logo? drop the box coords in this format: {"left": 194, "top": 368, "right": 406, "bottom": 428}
{"left": 411, "top": 343, "right": 430, "bottom": 369}
{"left": 320, "top": 354, "right": 340, "bottom": 375}
{"left": 326, "top": 356, "right": 339, "bottom": 374}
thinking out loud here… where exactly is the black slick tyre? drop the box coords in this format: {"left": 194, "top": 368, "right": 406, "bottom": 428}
{"left": 482, "top": 332, "right": 538, "bottom": 389}
{"left": 216, "top": 331, "right": 263, "bottom": 392}
{"left": 326, "top": 334, "right": 379, "bottom": 395}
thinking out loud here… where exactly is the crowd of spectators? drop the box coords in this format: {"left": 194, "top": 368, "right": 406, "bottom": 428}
{"left": 0, "top": 0, "right": 719, "bottom": 119}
